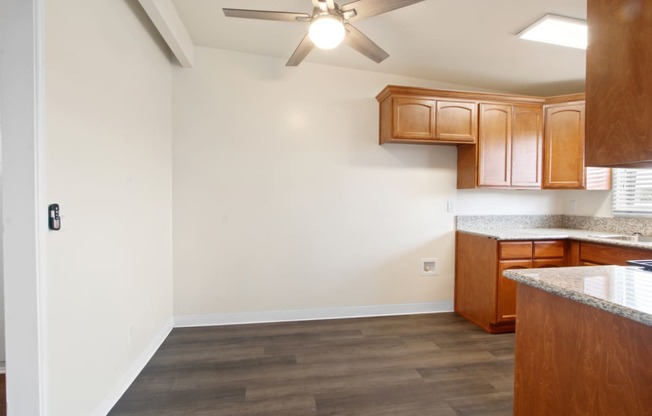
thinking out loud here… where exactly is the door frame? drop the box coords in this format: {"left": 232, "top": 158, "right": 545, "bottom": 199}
{"left": 0, "top": 0, "right": 48, "bottom": 414}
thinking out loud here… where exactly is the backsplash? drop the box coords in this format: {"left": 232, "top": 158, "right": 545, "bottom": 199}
{"left": 456, "top": 215, "right": 563, "bottom": 230}
{"left": 456, "top": 215, "right": 652, "bottom": 236}
{"left": 561, "top": 216, "right": 652, "bottom": 236}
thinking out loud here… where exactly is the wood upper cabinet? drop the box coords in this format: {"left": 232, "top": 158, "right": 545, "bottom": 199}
{"left": 543, "top": 101, "right": 585, "bottom": 189}
{"left": 391, "top": 97, "right": 436, "bottom": 140}
{"left": 459, "top": 103, "right": 542, "bottom": 189}
{"left": 511, "top": 106, "right": 543, "bottom": 188}
{"left": 436, "top": 100, "right": 477, "bottom": 143}
{"left": 478, "top": 104, "right": 512, "bottom": 187}
{"left": 585, "top": 0, "right": 652, "bottom": 168}
{"left": 377, "top": 86, "right": 610, "bottom": 191}
{"left": 377, "top": 87, "right": 477, "bottom": 144}
{"left": 543, "top": 98, "right": 612, "bottom": 190}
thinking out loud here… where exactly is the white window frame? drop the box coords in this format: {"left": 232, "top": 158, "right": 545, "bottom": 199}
{"left": 612, "top": 169, "right": 652, "bottom": 217}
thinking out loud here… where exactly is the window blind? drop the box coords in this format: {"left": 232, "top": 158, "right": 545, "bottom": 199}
{"left": 612, "top": 169, "right": 652, "bottom": 215}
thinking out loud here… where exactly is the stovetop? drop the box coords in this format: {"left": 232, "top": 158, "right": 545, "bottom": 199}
{"left": 626, "top": 260, "right": 652, "bottom": 272}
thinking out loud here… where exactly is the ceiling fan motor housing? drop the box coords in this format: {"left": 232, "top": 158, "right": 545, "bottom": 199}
{"left": 223, "top": 0, "right": 426, "bottom": 65}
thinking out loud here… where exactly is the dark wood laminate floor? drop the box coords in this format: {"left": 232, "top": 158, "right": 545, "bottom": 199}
{"left": 109, "top": 313, "right": 514, "bottom": 416}
{"left": 0, "top": 374, "right": 5, "bottom": 416}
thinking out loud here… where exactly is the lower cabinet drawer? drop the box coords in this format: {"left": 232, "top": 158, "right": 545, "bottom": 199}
{"left": 500, "top": 242, "right": 532, "bottom": 259}
{"left": 532, "top": 258, "right": 566, "bottom": 267}
{"left": 534, "top": 241, "right": 565, "bottom": 259}
{"left": 580, "top": 242, "right": 651, "bottom": 266}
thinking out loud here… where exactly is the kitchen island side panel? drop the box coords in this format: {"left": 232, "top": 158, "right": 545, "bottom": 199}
{"left": 514, "top": 283, "right": 652, "bottom": 416}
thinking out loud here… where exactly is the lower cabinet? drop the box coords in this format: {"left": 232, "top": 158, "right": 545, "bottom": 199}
{"left": 568, "top": 241, "right": 652, "bottom": 266}
{"left": 455, "top": 232, "right": 565, "bottom": 334}
{"left": 497, "top": 260, "right": 530, "bottom": 324}
{"left": 456, "top": 234, "right": 652, "bottom": 334}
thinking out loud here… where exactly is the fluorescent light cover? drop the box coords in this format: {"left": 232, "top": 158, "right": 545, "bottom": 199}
{"left": 518, "top": 14, "right": 587, "bottom": 50}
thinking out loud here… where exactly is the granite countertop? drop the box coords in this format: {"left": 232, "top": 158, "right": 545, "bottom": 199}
{"left": 456, "top": 227, "right": 652, "bottom": 251}
{"left": 504, "top": 266, "right": 652, "bottom": 326}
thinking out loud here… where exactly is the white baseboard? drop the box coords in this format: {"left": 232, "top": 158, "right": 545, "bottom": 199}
{"left": 174, "top": 301, "right": 454, "bottom": 328}
{"left": 93, "top": 318, "right": 173, "bottom": 416}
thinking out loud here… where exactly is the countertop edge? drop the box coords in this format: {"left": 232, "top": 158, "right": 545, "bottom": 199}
{"left": 504, "top": 267, "right": 652, "bottom": 327}
{"left": 456, "top": 228, "right": 652, "bottom": 251}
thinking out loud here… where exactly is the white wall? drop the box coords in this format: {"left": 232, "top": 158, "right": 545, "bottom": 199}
{"left": 558, "top": 189, "right": 613, "bottom": 217}
{"left": 45, "top": 1, "right": 173, "bottom": 415}
{"left": 0, "top": 0, "right": 47, "bottom": 413}
{"left": 456, "top": 189, "right": 562, "bottom": 215}
{"left": 172, "top": 47, "right": 571, "bottom": 320}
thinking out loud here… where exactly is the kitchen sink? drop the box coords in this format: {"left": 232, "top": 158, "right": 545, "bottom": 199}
{"left": 590, "top": 235, "right": 652, "bottom": 243}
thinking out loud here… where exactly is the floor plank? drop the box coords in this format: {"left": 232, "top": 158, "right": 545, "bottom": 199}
{"left": 109, "top": 313, "right": 514, "bottom": 415}
{"left": 0, "top": 374, "right": 5, "bottom": 416}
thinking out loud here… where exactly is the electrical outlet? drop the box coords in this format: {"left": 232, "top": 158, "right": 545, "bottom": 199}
{"left": 569, "top": 199, "right": 577, "bottom": 213}
{"left": 420, "top": 258, "right": 438, "bottom": 276}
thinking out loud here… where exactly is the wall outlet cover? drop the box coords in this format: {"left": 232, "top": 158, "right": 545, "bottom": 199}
{"left": 420, "top": 258, "right": 438, "bottom": 276}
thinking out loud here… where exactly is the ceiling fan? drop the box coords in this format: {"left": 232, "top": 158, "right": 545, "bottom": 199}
{"left": 223, "top": 0, "right": 425, "bottom": 66}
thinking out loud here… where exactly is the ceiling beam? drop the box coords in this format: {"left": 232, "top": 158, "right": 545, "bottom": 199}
{"left": 138, "top": 0, "right": 195, "bottom": 68}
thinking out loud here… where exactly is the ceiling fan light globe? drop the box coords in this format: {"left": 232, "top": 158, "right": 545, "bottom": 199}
{"left": 309, "top": 14, "right": 345, "bottom": 49}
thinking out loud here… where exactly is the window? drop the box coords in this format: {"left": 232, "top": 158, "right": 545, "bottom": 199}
{"left": 612, "top": 169, "right": 652, "bottom": 215}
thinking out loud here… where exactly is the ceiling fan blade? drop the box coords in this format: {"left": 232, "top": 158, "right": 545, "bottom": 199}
{"left": 341, "top": 0, "right": 425, "bottom": 21}
{"left": 343, "top": 23, "right": 389, "bottom": 63}
{"left": 223, "top": 8, "right": 311, "bottom": 22}
{"left": 286, "top": 34, "right": 315, "bottom": 66}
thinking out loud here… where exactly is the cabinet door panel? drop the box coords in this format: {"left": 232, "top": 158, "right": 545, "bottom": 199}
{"left": 392, "top": 98, "right": 435, "bottom": 139}
{"left": 543, "top": 104, "right": 585, "bottom": 189}
{"left": 511, "top": 105, "right": 543, "bottom": 188}
{"left": 497, "top": 260, "right": 532, "bottom": 323}
{"left": 436, "top": 100, "right": 477, "bottom": 143}
{"left": 479, "top": 104, "right": 512, "bottom": 187}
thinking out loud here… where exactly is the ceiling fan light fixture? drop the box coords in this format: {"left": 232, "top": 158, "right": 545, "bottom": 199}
{"left": 309, "top": 13, "right": 345, "bottom": 50}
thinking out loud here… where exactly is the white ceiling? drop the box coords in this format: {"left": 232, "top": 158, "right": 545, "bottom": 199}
{"left": 171, "top": 0, "right": 587, "bottom": 96}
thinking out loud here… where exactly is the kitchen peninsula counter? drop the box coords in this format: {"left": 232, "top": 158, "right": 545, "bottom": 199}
{"left": 504, "top": 265, "right": 652, "bottom": 326}
{"left": 505, "top": 266, "right": 652, "bottom": 416}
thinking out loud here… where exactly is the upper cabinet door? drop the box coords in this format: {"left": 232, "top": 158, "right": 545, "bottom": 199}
{"left": 511, "top": 105, "right": 543, "bottom": 188}
{"left": 478, "top": 104, "right": 512, "bottom": 187}
{"left": 392, "top": 97, "right": 436, "bottom": 140}
{"left": 435, "top": 100, "right": 477, "bottom": 143}
{"left": 585, "top": 0, "right": 652, "bottom": 167}
{"left": 377, "top": 87, "right": 479, "bottom": 145}
{"left": 543, "top": 104, "right": 585, "bottom": 189}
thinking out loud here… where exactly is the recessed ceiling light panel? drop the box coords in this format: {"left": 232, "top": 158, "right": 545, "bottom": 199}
{"left": 518, "top": 14, "right": 587, "bottom": 50}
